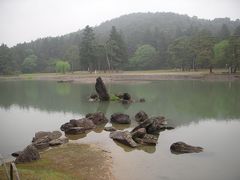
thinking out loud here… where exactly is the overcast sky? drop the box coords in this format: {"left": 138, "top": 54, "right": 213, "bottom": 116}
{"left": 0, "top": 0, "right": 239, "bottom": 47}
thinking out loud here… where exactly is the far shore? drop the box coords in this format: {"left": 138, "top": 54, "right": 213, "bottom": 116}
{"left": 0, "top": 69, "right": 240, "bottom": 83}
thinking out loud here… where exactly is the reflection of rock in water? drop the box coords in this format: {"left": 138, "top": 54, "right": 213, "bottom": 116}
{"left": 65, "top": 131, "right": 88, "bottom": 140}
{"left": 92, "top": 124, "right": 107, "bottom": 133}
{"left": 111, "top": 123, "right": 131, "bottom": 130}
{"left": 96, "top": 101, "right": 110, "bottom": 114}
{"left": 114, "top": 141, "right": 156, "bottom": 153}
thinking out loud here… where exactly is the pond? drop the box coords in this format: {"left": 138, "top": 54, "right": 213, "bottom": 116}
{"left": 0, "top": 80, "right": 240, "bottom": 180}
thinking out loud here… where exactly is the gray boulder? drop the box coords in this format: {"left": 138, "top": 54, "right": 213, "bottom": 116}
{"left": 170, "top": 142, "right": 203, "bottom": 154}
{"left": 32, "top": 131, "right": 62, "bottom": 142}
{"left": 135, "top": 111, "right": 148, "bottom": 122}
{"left": 65, "top": 127, "right": 86, "bottom": 134}
{"left": 131, "top": 128, "right": 146, "bottom": 139}
{"left": 32, "top": 131, "right": 51, "bottom": 142}
{"left": 132, "top": 116, "right": 166, "bottom": 134}
{"left": 134, "top": 134, "right": 158, "bottom": 145}
{"left": 95, "top": 77, "right": 110, "bottom": 101}
{"left": 110, "top": 113, "right": 131, "bottom": 124}
{"left": 49, "top": 137, "right": 69, "bottom": 146}
{"left": 86, "top": 112, "right": 108, "bottom": 125}
{"left": 110, "top": 131, "right": 137, "bottom": 148}
{"left": 33, "top": 136, "right": 51, "bottom": 149}
{"left": 15, "top": 145, "right": 40, "bottom": 163}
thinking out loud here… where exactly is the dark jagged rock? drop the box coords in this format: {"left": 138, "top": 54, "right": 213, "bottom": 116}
{"left": 11, "top": 151, "right": 22, "bottom": 157}
{"left": 89, "top": 93, "right": 99, "bottom": 102}
{"left": 104, "top": 126, "right": 117, "bottom": 132}
{"left": 110, "top": 113, "right": 131, "bottom": 124}
{"left": 32, "top": 131, "right": 62, "bottom": 142}
{"left": 135, "top": 111, "right": 148, "bottom": 122}
{"left": 131, "top": 118, "right": 154, "bottom": 133}
{"left": 48, "top": 131, "right": 62, "bottom": 140}
{"left": 170, "top": 142, "right": 203, "bottom": 154}
{"left": 131, "top": 128, "right": 146, "bottom": 139}
{"left": 15, "top": 145, "right": 40, "bottom": 163}
{"left": 49, "top": 137, "right": 69, "bottom": 146}
{"left": 141, "top": 134, "right": 158, "bottom": 145}
{"left": 139, "top": 98, "right": 146, "bottom": 102}
{"left": 95, "top": 77, "right": 110, "bottom": 101}
{"left": 33, "top": 136, "right": 51, "bottom": 149}
{"left": 146, "top": 116, "right": 166, "bottom": 134}
{"left": 122, "top": 93, "right": 131, "bottom": 101}
{"left": 86, "top": 112, "right": 108, "bottom": 125}
{"left": 60, "top": 122, "right": 74, "bottom": 131}
{"left": 32, "top": 131, "right": 51, "bottom": 142}
{"left": 65, "top": 127, "right": 86, "bottom": 134}
{"left": 70, "top": 118, "right": 96, "bottom": 129}
{"left": 110, "top": 131, "right": 138, "bottom": 148}
{"left": 134, "top": 134, "right": 158, "bottom": 145}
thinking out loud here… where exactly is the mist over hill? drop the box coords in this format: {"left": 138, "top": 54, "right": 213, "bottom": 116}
{"left": 1, "top": 12, "right": 240, "bottom": 74}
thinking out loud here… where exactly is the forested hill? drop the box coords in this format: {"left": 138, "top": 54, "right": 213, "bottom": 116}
{"left": 1, "top": 12, "right": 240, "bottom": 74}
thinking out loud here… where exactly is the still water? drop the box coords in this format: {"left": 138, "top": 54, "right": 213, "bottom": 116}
{"left": 0, "top": 80, "right": 240, "bottom": 180}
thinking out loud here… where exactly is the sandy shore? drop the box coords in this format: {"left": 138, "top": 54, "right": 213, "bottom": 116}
{"left": 0, "top": 70, "right": 240, "bottom": 83}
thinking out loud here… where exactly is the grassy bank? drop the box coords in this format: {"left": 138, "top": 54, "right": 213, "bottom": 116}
{"left": 0, "top": 143, "right": 113, "bottom": 180}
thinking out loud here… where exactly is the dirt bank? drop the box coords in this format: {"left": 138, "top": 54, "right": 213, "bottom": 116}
{"left": 0, "top": 70, "right": 240, "bottom": 83}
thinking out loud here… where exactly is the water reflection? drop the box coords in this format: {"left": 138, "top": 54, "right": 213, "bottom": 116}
{"left": 113, "top": 141, "right": 156, "bottom": 153}
{"left": 0, "top": 80, "right": 239, "bottom": 128}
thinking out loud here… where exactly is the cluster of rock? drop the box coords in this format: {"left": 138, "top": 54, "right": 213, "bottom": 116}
{"left": 60, "top": 112, "right": 108, "bottom": 134}
{"left": 88, "top": 76, "right": 145, "bottom": 104}
{"left": 13, "top": 130, "right": 68, "bottom": 163}
{"left": 110, "top": 112, "right": 169, "bottom": 148}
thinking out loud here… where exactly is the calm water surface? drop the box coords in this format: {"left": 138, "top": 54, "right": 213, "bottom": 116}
{"left": 0, "top": 80, "right": 240, "bottom": 180}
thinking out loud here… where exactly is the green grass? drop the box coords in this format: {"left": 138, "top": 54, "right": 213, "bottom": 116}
{"left": 0, "top": 143, "right": 112, "bottom": 180}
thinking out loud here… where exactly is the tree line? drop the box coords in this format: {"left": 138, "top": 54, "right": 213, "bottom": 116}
{"left": 0, "top": 12, "right": 240, "bottom": 74}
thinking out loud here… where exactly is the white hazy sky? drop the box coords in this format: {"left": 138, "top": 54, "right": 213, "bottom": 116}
{"left": 0, "top": 0, "right": 239, "bottom": 47}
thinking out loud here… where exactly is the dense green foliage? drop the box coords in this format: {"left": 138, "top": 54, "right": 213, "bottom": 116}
{"left": 129, "top": 44, "right": 157, "bottom": 69}
{"left": 1, "top": 12, "right": 240, "bottom": 74}
{"left": 55, "top": 60, "right": 70, "bottom": 74}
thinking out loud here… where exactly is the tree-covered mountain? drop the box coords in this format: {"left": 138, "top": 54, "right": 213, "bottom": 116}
{"left": 1, "top": 12, "right": 240, "bottom": 74}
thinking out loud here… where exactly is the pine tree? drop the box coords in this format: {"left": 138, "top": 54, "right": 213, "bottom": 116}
{"left": 79, "top": 25, "right": 97, "bottom": 71}
{"left": 106, "top": 26, "right": 128, "bottom": 70}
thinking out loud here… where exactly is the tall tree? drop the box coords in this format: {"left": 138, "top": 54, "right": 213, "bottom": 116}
{"left": 64, "top": 45, "right": 79, "bottom": 72}
{"left": 233, "top": 25, "right": 240, "bottom": 36}
{"left": 168, "top": 37, "right": 194, "bottom": 71}
{"left": 21, "top": 54, "right": 37, "bottom": 73}
{"left": 0, "top": 44, "right": 14, "bottom": 74}
{"left": 79, "top": 25, "right": 97, "bottom": 71}
{"left": 218, "top": 24, "right": 230, "bottom": 40}
{"left": 106, "top": 26, "right": 128, "bottom": 70}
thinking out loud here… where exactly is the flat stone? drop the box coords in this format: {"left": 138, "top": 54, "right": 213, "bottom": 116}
{"left": 15, "top": 145, "right": 40, "bottom": 163}
{"left": 170, "top": 142, "right": 203, "bottom": 154}
{"left": 135, "top": 111, "right": 148, "bottom": 122}
{"left": 110, "top": 131, "right": 137, "bottom": 148}
{"left": 49, "top": 138, "right": 69, "bottom": 146}
{"left": 110, "top": 113, "right": 131, "bottom": 124}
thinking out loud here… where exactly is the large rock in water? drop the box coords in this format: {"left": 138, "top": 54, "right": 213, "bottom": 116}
{"left": 135, "top": 111, "right": 148, "bottom": 122}
{"left": 110, "top": 113, "right": 131, "bottom": 124}
{"left": 60, "top": 118, "right": 96, "bottom": 134}
{"left": 110, "top": 131, "right": 137, "bottom": 148}
{"left": 131, "top": 116, "right": 166, "bottom": 134}
{"left": 15, "top": 145, "right": 40, "bottom": 163}
{"left": 95, "top": 77, "right": 110, "bottom": 101}
{"left": 86, "top": 112, "right": 108, "bottom": 125}
{"left": 170, "top": 142, "right": 203, "bottom": 154}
